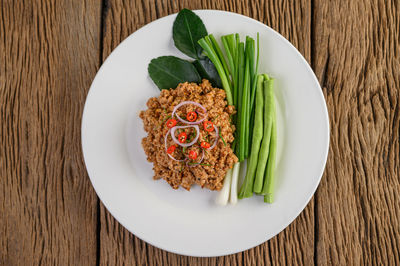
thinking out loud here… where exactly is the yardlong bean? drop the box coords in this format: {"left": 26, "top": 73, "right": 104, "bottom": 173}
{"left": 253, "top": 77, "right": 274, "bottom": 193}
{"left": 262, "top": 87, "right": 277, "bottom": 202}
{"left": 239, "top": 75, "right": 265, "bottom": 198}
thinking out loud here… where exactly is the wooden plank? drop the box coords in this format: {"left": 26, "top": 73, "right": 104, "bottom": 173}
{"left": 0, "top": 1, "right": 101, "bottom": 265}
{"left": 99, "top": 0, "right": 313, "bottom": 265}
{"left": 313, "top": 0, "right": 400, "bottom": 265}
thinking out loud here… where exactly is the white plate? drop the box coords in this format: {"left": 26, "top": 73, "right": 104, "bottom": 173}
{"left": 82, "top": 10, "right": 329, "bottom": 257}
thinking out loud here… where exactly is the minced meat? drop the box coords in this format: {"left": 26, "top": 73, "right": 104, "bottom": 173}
{"left": 139, "top": 79, "right": 238, "bottom": 191}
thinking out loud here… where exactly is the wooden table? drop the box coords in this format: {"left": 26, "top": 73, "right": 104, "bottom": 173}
{"left": 1, "top": 1, "right": 399, "bottom": 265}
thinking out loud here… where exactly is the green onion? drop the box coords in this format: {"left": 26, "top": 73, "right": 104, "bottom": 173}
{"left": 239, "top": 54, "right": 250, "bottom": 161}
{"left": 198, "top": 38, "right": 233, "bottom": 105}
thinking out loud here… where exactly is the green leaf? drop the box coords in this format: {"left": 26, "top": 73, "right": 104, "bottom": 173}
{"left": 148, "top": 56, "right": 201, "bottom": 90}
{"left": 173, "top": 9, "right": 208, "bottom": 59}
{"left": 192, "top": 58, "right": 222, "bottom": 88}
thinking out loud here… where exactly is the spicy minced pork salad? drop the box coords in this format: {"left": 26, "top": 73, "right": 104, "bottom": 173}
{"left": 140, "top": 80, "right": 238, "bottom": 191}
{"left": 140, "top": 9, "right": 278, "bottom": 205}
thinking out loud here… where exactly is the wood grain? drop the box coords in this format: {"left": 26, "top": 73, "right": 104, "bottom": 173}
{"left": 99, "top": 1, "right": 314, "bottom": 265}
{"left": 2, "top": 0, "right": 400, "bottom": 265}
{"left": 313, "top": 0, "right": 400, "bottom": 265}
{"left": 0, "top": 1, "right": 101, "bottom": 265}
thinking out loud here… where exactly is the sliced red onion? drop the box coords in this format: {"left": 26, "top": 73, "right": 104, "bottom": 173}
{"left": 171, "top": 125, "right": 199, "bottom": 147}
{"left": 172, "top": 101, "right": 207, "bottom": 125}
{"left": 207, "top": 125, "right": 219, "bottom": 150}
{"left": 187, "top": 149, "right": 205, "bottom": 167}
{"left": 164, "top": 130, "right": 186, "bottom": 162}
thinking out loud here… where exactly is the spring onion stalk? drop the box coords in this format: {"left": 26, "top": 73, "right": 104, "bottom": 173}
{"left": 250, "top": 33, "right": 260, "bottom": 113}
{"left": 229, "top": 162, "right": 241, "bottom": 204}
{"left": 209, "top": 35, "right": 231, "bottom": 84}
{"left": 234, "top": 42, "right": 245, "bottom": 157}
{"left": 248, "top": 34, "right": 259, "bottom": 149}
{"left": 223, "top": 34, "right": 238, "bottom": 108}
{"left": 221, "top": 36, "right": 235, "bottom": 85}
{"left": 224, "top": 34, "right": 236, "bottom": 58}
{"left": 234, "top": 34, "right": 240, "bottom": 109}
{"left": 254, "top": 77, "right": 274, "bottom": 190}
{"left": 215, "top": 168, "right": 233, "bottom": 205}
{"left": 239, "top": 55, "right": 250, "bottom": 161}
{"left": 246, "top": 75, "right": 265, "bottom": 193}
{"left": 198, "top": 38, "right": 233, "bottom": 105}
{"left": 246, "top": 37, "right": 256, "bottom": 90}
{"left": 244, "top": 56, "right": 252, "bottom": 158}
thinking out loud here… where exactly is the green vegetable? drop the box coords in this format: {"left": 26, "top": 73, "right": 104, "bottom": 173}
{"left": 260, "top": 76, "right": 277, "bottom": 202}
{"left": 254, "top": 77, "right": 274, "bottom": 190}
{"left": 198, "top": 38, "right": 233, "bottom": 105}
{"left": 235, "top": 42, "right": 245, "bottom": 157}
{"left": 239, "top": 55, "right": 250, "bottom": 161}
{"left": 262, "top": 114, "right": 277, "bottom": 203}
{"left": 250, "top": 33, "right": 260, "bottom": 113}
{"left": 216, "top": 168, "right": 233, "bottom": 205}
{"left": 208, "top": 34, "right": 231, "bottom": 87}
{"left": 148, "top": 56, "right": 201, "bottom": 90}
{"left": 233, "top": 34, "right": 240, "bottom": 109}
{"left": 230, "top": 162, "right": 240, "bottom": 204}
{"left": 172, "top": 9, "right": 208, "bottom": 59}
{"left": 239, "top": 75, "right": 264, "bottom": 198}
{"left": 249, "top": 75, "right": 266, "bottom": 193}
{"left": 192, "top": 58, "right": 222, "bottom": 88}
{"left": 244, "top": 38, "right": 254, "bottom": 158}
{"left": 248, "top": 34, "right": 259, "bottom": 150}
{"left": 221, "top": 35, "right": 235, "bottom": 78}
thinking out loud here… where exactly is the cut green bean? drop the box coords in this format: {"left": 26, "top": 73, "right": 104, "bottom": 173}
{"left": 239, "top": 75, "right": 265, "bottom": 198}
{"left": 254, "top": 78, "right": 274, "bottom": 188}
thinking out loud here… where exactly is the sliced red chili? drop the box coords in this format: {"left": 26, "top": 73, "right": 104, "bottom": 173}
{"left": 167, "top": 145, "right": 176, "bottom": 154}
{"left": 166, "top": 119, "right": 177, "bottom": 128}
{"left": 178, "top": 132, "right": 187, "bottom": 143}
{"left": 186, "top": 111, "right": 197, "bottom": 122}
{"left": 188, "top": 150, "right": 198, "bottom": 160}
{"left": 200, "top": 141, "right": 211, "bottom": 149}
{"left": 203, "top": 121, "right": 214, "bottom": 132}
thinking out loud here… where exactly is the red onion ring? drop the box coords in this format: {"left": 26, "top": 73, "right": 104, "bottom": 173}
{"left": 164, "top": 130, "right": 186, "bottom": 162}
{"left": 172, "top": 101, "right": 207, "bottom": 125}
{"left": 171, "top": 125, "right": 199, "bottom": 147}
{"left": 207, "top": 125, "right": 219, "bottom": 150}
{"left": 187, "top": 149, "right": 205, "bottom": 167}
